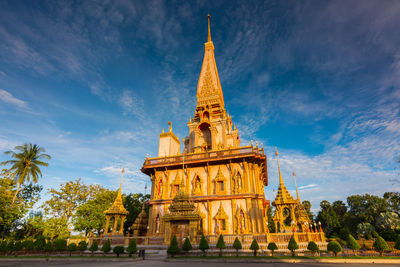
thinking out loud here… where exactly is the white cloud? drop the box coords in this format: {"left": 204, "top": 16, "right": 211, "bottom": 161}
{"left": 0, "top": 89, "right": 28, "bottom": 109}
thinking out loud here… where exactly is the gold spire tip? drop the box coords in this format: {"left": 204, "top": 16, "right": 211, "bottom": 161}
{"left": 275, "top": 147, "right": 278, "bottom": 156}
{"left": 207, "top": 14, "right": 211, "bottom": 42}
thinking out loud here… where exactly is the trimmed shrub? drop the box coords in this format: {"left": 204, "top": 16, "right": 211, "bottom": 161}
{"left": 0, "top": 241, "right": 7, "bottom": 253}
{"left": 250, "top": 238, "right": 259, "bottom": 257}
{"left": 14, "top": 241, "right": 23, "bottom": 252}
{"left": 267, "top": 242, "right": 278, "bottom": 257}
{"left": 23, "top": 240, "right": 35, "bottom": 251}
{"left": 347, "top": 234, "right": 361, "bottom": 255}
{"left": 6, "top": 241, "right": 15, "bottom": 255}
{"left": 339, "top": 227, "right": 351, "bottom": 241}
{"left": 54, "top": 239, "right": 67, "bottom": 252}
{"left": 89, "top": 240, "right": 98, "bottom": 255}
{"left": 167, "top": 235, "right": 179, "bottom": 257}
{"left": 78, "top": 241, "right": 87, "bottom": 254}
{"left": 126, "top": 239, "right": 137, "bottom": 257}
{"left": 182, "top": 237, "right": 192, "bottom": 254}
{"left": 67, "top": 243, "right": 77, "bottom": 256}
{"left": 44, "top": 241, "right": 53, "bottom": 254}
{"left": 373, "top": 236, "right": 389, "bottom": 256}
{"left": 216, "top": 234, "right": 226, "bottom": 257}
{"left": 372, "top": 231, "right": 379, "bottom": 238}
{"left": 394, "top": 234, "right": 400, "bottom": 250}
{"left": 113, "top": 246, "right": 124, "bottom": 257}
{"left": 101, "top": 239, "right": 111, "bottom": 255}
{"left": 327, "top": 241, "right": 342, "bottom": 257}
{"left": 34, "top": 236, "right": 46, "bottom": 251}
{"left": 199, "top": 234, "right": 209, "bottom": 256}
{"left": 287, "top": 236, "right": 299, "bottom": 257}
{"left": 232, "top": 237, "right": 242, "bottom": 256}
{"left": 307, "top": 241, "right": 319, "bottom": 256}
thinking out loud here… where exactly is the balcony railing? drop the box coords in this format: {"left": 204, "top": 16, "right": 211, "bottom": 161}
{"left": 143, "top": 145, "right": 265, "bottom": 167}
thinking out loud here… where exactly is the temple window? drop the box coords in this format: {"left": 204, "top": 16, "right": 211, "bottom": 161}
{"left": 193, "top": 175, "right": 202, "bottom": 195}
{"left": 237, "top": 172, "right": 242, "bottom": 190}
{"left": 239, "top": 210, "right": 246, "bottom": 231}
{"left": 214, "top": 167, "right": 227, "bottom": 195}
{"left": 218, "top": 181, "right": 224, "bottom": 191}
{"left": 155, "top": 214, "right": 160, "bottom": 233}
{"left": 158, "top": 179, "right": 163, "bottom": 196}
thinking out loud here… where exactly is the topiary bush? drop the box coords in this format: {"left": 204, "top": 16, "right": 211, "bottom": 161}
{"left": 250, "top": 238, "right": 259, "bottom": 257}
{"left": 54, "top": 239, "right": 67, "bottom": 252}
{"left": 167, "top": 235, "right": 179, "bottom": 257}
{"left": 339, "top": 227, "right": 351, "bottom": 241}
{"left": 267, "top": 242, "right": 278, "bottom": 257}
{"left": 14, "top": 241, "right": 23, "bottom": 252}
{"left": 394, "top": 234, "right": 400, "bottom": 250}
{"left": 373, "top": 235, "right": 389, "bottom": 256}
{"left": 287, "top": 236, "right": 299, "bottom": 257}
{"left": 44, "top": 241, "right": 53, "bottom": 255}
{"left": 199, "top": 234, "right": 209, "bottom": 256}
{"left": 216, "top": 234, "right": 226, "bottom": 257}
{"left": 232, "top": 237, "right": 242, "bottom": 256}
{"left": 67, "top": 243, "right": 77, "bottom": 256}
{"left": 78, "top": 241, "right": 87, "bottom": 255}
{"left": 6, "top": 241, "right": 15, "bottom": 255}
{"left": 113, "top": 246, "right": 124, "bottom": 257}
{"left": 101, "top": 239, "right": 111, "bottom": 255}
{"left": 89, "top": 240, "right": 98, "bottom": 255}
{"left": 327, "top": 241, "right": 342, "bottom": 257}
{"left": 307, "top": 241, "right": 319, "bottom": 256}
{"left": 182, "top": 237, "right": 192, "bottom": 255}
{"left": 34, "top": 236, "right": 46, "bottom": 251}
{"left": 0, "top": 241, "right": 7, "bottom": 254}
{"left": 23, "top": 240, "right": 35, "bottom": 252}
{"left": 347, "top": 234, "right": 361, "bottom": 255}
{"left": 126, "top": 239, "right": 137, "bottom": 257}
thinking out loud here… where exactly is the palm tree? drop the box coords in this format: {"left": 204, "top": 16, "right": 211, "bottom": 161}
{"left": 1, "top": 143, "right": 51, "bottom": 203}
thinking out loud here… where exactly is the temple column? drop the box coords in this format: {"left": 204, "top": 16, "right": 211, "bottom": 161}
{"left": 210, "top": 126, "right": 217, "bottom": 151}
{"left": 246, "top": 198, "right": 253, "bottom": 233}
{"left": 207, "top": 200, "right": 212, "bottom": 234}
{"left": 113, "top": 215, "right": 119, "bottom": 232}
{"left": 119, "top": 216, "right": 126, "bottom": 234}
{"left": 104, "top": 216, "right": 110, "bottom": 234}
{"left": 207, "top": 164, "right": 211, "bottom": 195}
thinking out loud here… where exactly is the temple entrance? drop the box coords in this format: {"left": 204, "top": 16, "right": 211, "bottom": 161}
{"left": 170, "top": 221, "right": 190, "bottom": 246}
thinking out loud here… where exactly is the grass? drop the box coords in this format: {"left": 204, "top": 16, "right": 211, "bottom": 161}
{"left": 0, "top": 255, "right": 139, "bottom": 259}
{"left": 172, "top": 255, "right": 400, "bottom": 260}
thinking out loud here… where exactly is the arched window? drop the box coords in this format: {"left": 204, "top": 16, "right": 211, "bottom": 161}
{"left": 195, "top": 176, "right": 201, "bottom": 192}
{"left": 237, "top": 172, "right": 242, "bottom": 190}
{"left": 155, "top": 214, "right": 160, "bottom": 233}
{"left": 203, "top": 111, "right": 210, "bottom": 120}
{"left": 239, "top": 210, "right": 246, "bottom": 232}
{"left": 199, "top": 123, "right": 211, "bottom": 150}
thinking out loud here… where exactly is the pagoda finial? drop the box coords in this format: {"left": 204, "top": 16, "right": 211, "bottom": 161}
{"left": 275, "top": 147, "right": 284, "bottom": 186}
{"left": 168, "top": 121, "right": 172, "bottom": 132}
{"left": 293, "top": 171, "right": 300, "bottom": 201}
{"left": 118, "top": 168, "right": 124, "bottom": 197}
{"left": 207, "top": 14, "right": 212, "bottom": 42}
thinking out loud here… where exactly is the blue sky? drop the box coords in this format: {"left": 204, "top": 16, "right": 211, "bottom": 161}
{"left": 0, "top": 0, "right": 399, "bottom": 212}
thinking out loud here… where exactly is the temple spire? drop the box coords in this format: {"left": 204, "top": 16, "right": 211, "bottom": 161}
{"left": 118, "top": 168, "right": 124, "bottom": 198}
{"left": 275, "top": 147, "right": 284, "bottom": 186}
{"left": 293, "top": 171, "right": 300, "bottom": 201}
{"left": 207, "top": 14, "right": 211, "bottom": 42}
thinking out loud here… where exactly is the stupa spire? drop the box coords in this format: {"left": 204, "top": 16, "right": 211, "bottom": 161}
{"left": 275, "top": 148, "right": 284, "bottom": 186}
{"left": 293, "top": 171, "right": 300, "bottom": 201}
{"left": 207, "top": 14, "right": 212, "bottom": 42}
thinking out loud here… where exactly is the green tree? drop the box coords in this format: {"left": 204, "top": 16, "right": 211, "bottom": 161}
{"left": 347, "top": 194, "right": 388, "bottom": 227}
{"left": 126, "top": 239, "right": 137, "bottom": 257}
{"left": 267, "top": 242, "right": 278, "bottom": 257}
{"left": 101, "top": 239, "right": 111, "bottom": 255}
{"left": 167, "top": 235, "right": 179, "bottom": 257}
{"left": 332, "top": 200, "right": 347, "bottom": 219}
{"left": 287, "top": 235, "right": 299, "bottom": 257}
{"left": 6, "top": 241, "right": 15, "bottom": 255}
{"left": 302, "top": 200, "right": 314, "bottom": 221}
{"left": 250, "top": 238, "right": 259, "bottom": 257}
{"left": 0, "top": 169, "right": 42, "bottom": 237}
{"left": 42, "top": 179, "right": 104, "bottom": 223}
{"left": 1, "top": 144, "right": 50, "bottom": 203}
{"left": 14, "top": 241, "right": 23, "bottom": 252}
{"left": 383, "top": 192, "right": 400, "bottom": 215}
{"left": 316, "top": 200, "right": 341, "bottom": 236}
{"left": 376, "top": 212, "right": 400, "bottom": 232}
{"left": 113, "top": 246, "right": 124, "bottom": 257}
{"left": 216, "top": 234, "right": 226, "bottom": 256}
{"left": 232, "top": 237, "right": 242, "bottom": 256}
{"left": 267, "top": 207, "right": 276, "bottom": 232}
{"left": 327, "top": 241, "right": 342, "bottom": 257}
{"left": 0, "top": 241, "right": 7, "bottom": 253}
{"left": 78, "top": 241, "right": 87, "bottom": 255}
{"left": 123, "top": 193, "right": 150, "bottom": 232}
{"left": 339, "top": 227, "right": 350, "bottom": 241}
{"left": 54, "top": 239, "right": 67, "bottom": 252}
{"left": 89, "top": 240, "right": 98, "bottom": 255}
{"left": 23, "top": 240, "right": 34, "bottom": 251}
{"left": 199, "top": 234, "right": 209, "bottom": 256}
{"left": 73, "top": 189, "right": 117, "bottom": 236}
{"left": 347, "top": 234, "right": 361, "bottom": 255}
{"left": 182, "top": 237, "right": 192, "bottom": 255}
{"left": 67, "top": 243, "right": 77, "bottom": 256}
{"left": 356, "top": 222, "right": 375, "bottom": 239}
{"left": 307, "top": 241, "right": 319, "bottom": 256}
{"left": 373, "top": 235, "right": 389, "bottom": 256}
{"left": 42, "top": 217, "right": 69, "bottom": 240}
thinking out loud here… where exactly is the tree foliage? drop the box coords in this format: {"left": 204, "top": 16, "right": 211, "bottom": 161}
{"left": 89, "top": 240, "right": 98, "bottom": 254}
{"left": 347, "top": 234, "right": 361, "bottom": 253}
{"left": 101, "top": 239, "right": 111, "bottom": 254}
{"left": 250, "top": 238, "right": 259, "bottom": 257}
{"left": 373, "top": 235, "right": 389, "bottom": 256}
{"left": 307, "top": 241, "right": 319, "bottom": 255}
{"left": 127, "top": 238, "right": 137, "bottom": 256}
{"left": 199, "top": 234, "right": 209, "bottom": 256}
{"left": 233, "top": 237, "right": 242, "bottom": 256}
{"left": 216, "top": 234, "right": 226, "bottom": 256}
{"left": 302, "top": 200, "right": 314, "bottom": 222}
{"left": 267, "top": 206, "right": 276, "bottom": 232}
{"left": 54, "top": 239, "right": 67, "bottom": 251}
{"left": 113, "top": 246, "right": 124, "bottom": 257}
{"left": 376, "top": 212, "right": 400, "bottom": 231}
{"left": 123, "top": 193, "right": 150, "bottom": 233}
{"left": 182, "top": 237, "right": 192, "bottom": 252}
{"left": 1, "top": 143, "right": 50, "bottom": 203}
